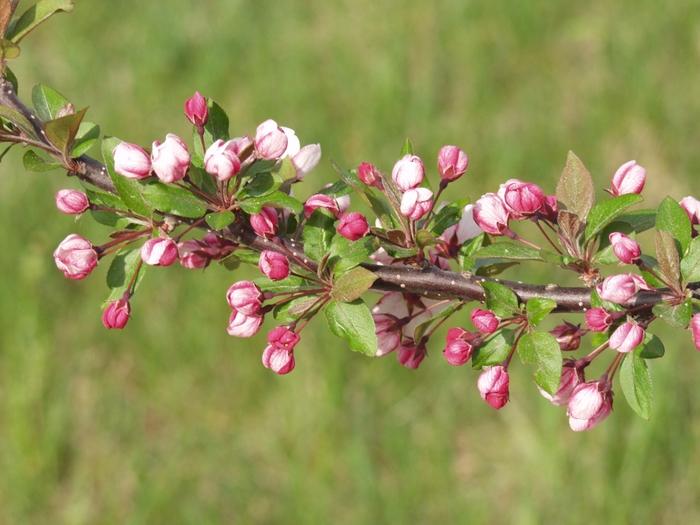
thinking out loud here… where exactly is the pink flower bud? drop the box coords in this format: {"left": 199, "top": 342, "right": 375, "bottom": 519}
{"left": 609, "top": 232, "right": 641, "bottom": 264}
{"left": 178, "top": 240, "right": 209, "bottom": 269}
{"left": 199, "top": 233, "right": 235, "bottom": 259}
{"left": 357, "top": 162, "right": 382, "bottom": 188}
{"left": 113, "top": 142, "right": 151, "bottom": 179}
{"left": 337, "top": 212, "right": 370, "bottom": 241}
{"left": 477, "top": 365, "right": 510, "bottom": 410}
{"left": 471, "top": 308, "right": 499, "bottom": 334}
{"left": 443, "top": 327, "right": 475, "bottom": 366}
{"left": 53, "top": 234, "right": 98, "bottom": 280}
{"left": 102, "top": 298, "right": 131, "bottom": 329}
{"left": 397, "top": 340, "right": 426, "bottom": 369}
{"left": 55, "top": 189, "right": 89, "bottom": 215}
{"left": 691, "top": 313, "right": 700, "bottom": 351}
{"left": 255, "top": 119, "right": 288, "bottom": 160}
{"left": 538, "top": 360, "right": 582, "bottom": 406}
{"left": 304, "top": 193, "right": 340, "bottom": 218}
{"left": 226, "top": 280, "right": 263, "bottom": 315}
{"left": 400, "top": 187, "right": 433, "bottom": 220}
{"left": 140, "top": 237, "right": 178, "bottom": 267}
{"left": 184, "top": 91, "right": 208, "bottom": 128}
{"left": 281, "top": 127, "right": 300, "bottom": 158}
{"left": 259, "top": 250, "right": 290, "bottom": 281}
{"left": 596, "top": 273, "right": 648, "bottom": 304}
{"left": 250, "top": 207, "right": 279, "bottom": 238}
{"left": 680, "top": 196, "right": 700, "bottom": 225}
{"left": 336, "top": 194, "right": 351, "bottom": 213}
{"left": 262, "top": 345, "right": 295, "bottom": 375}
{"left": 267, "top": 326, "right": 301, "bottom": 350}
{"left": 391, "top": 154, "right": 425, "bottom": 191}
{"left": 610, "top": 160, "right": 646, "bottom": 196}
{"left": 609, "top": 320, "right": 645, "bottom": 353}
{"left": 227, "top": 309, "right": 263, "bottom": 338}
{"left": 151, "top": 134, "right": 190, "bottom": 183}
{"left": 204, "top": 139, "right": 242, "bottom": 182}
{"left": 292, "top": 144, "right": 321, "bottom": 178}
{"left": 498, "top": 179, "right": 546, "bottom": 218}
{"left": 567, "top": 380, "right": 612, "bottom": 431}
{"left": 437, "top": 145, "right": 468, "bottom": 182}
{"left": 473, "top": 193, "right": 510, "bottom": 235}
{"left": 550, "top": 322, "right": 582, "bottom": 351}
{"left": 373, "top": 314, "right": 402, "bottom": 356}
{"left": 585, "top": 307, "right": 613, "bottom": 332}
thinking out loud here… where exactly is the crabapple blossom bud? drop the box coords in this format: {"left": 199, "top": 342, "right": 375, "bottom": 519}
{"left": 609, "top": 232, "right": 641, "bottom": 264}
{"left": 391, "top": 154, "right": 425, "bottom": 191}
{"left": 397, "top": 340, "right": 426, "bottom": 369}
{"left": 292, "top": 144, "right": 321, "bottom": 178}
{"left": 691, "top": 314, "right": 700, "bottom": 351}
{"left": 267, "top": 326, "right": 301, "bottom": 350}
{"left": 443, "top": 327, "right": 475, "bottom": 366}
{"left": 204, "top": 139, "right": 242, "bottom": 182}
{"left": 477, "top": 365, "right": 510, "bottom": 410}
{"left": 680, "top": 196, "right": 700, "bottom": 225}
{"left": 113, "top": 142, "right": 151, "bottom": 179}
{"left": 55, "top": 189, "right": 89, "bottom": 215}
{"left": 53, "top": 234, "right": 98, "bottom": 280}
{"left": 550, "top": 322, "right": 582, "bottom": 351}
{"left": 184, "top": 91, "right": 208, "bottom": 128}
{"left": 473, "top": 193, "right": 510, "bottom": 235}
{"left": 255, "top": 119, "right": 288, "bottom": 160}
{"left": 178, "top": 240, "right": 209, "bottom": 269}
{"left": 199, "top": 233, "right": 235, "bottom": 259}
{"left": 452, "top": 204, "right": 481, "bottom": 244}
{"left": 250, "top": 207, "right": 279, "bottom": 238}
{"left": 226, "top": 280, "right": 263, "bottom": 315}
{"left": 471, "top": 308, "right": 499, "bottom": 334}
{"left": 262, "top": 345, "right": 295, "bottom": 375}
{"left": 337, "top": 212, "right": 369, "bottom": 241}
{"left": 227, "top": 310, "right": 263, "bottom": 338}
{"left": 281, "top": 127, "right": 300, "bottom": 158}
{"left": 357, "top": 162, "right": 382, "bottom": 188}
{"left": 151, "top": 134, "right": 190, "bottom": 183}
{"left": 437, "top": 145, "right": 469, "bottom": 182}
{"left": 336, "top": 194, "right": 351, "bottom": 213}
{"left": 498, "top": 179, "right": 546, "bottom": 218}
{"left": 596, "top": 273, "right": 648, "bottom": 304}
{"left": 400, "top": 188, "right": 433, "bottom": 220}
{"left": 102, "top": 298, "right": 131, "bottom": 330}
{"left": 538, "top": 360, "right": 582, "bottom": 406}
{"left": 373, "top": 314, "right": 402, "bottom": 356}
{"left": 585, "top": 307, "right": 613, "bottom": 332}
{"left": 567, "top": 380, "right": 612, "bottom": 431}
{"left": 610, "top": 160, "right": 646, "bottom": 196}
{"left": 609, "top": 320, "right": 645, "bottom": 353}
{"left": 304, "top": 194, "right": 340, "bottom": 218}
{"left": 140, "top": 237, "right": 178, "bottom": 267}
{"left": 259, "top": 250, "right": 290, "bottom": 281}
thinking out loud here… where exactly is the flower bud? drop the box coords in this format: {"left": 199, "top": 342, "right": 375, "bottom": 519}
{"left": 691, "top": 313, "right": 700, "bottom": 351}
{"left": 292, "top": 144, "right": 321, "bottom": 178}
{"left": 596, "top": 273, "right": 648, "bottom": 304}
{"left": 113, "top": 142, "right": 151, "bottom": 179}
{"left": 397, "top": 340, "right": 426, "bottom": 369}
{"left": 250, "top": 207, "right": 279, "bottom": 238}
{"left": 477, "top": 365, "right": 510, "bottom": 410}
{"left": 454, "top": 204, "right": 481, "bottom": 244}
{"left": 609, "top": 320, "right": 645, "bottom": 353}
{"left": 304, "top": 193, "right": 340, "bottom": 218}
{"left": 585, "top": 307, "right": 612, "bottom": 332}
{"left": 259, "top": 250, "right": 290, "bottom": 281}
{"left": 227, "top": 310, "right": 263, "bottom": 338}
{"left": 471, "top": 308, "right": 499, "bottom": 334}
{"left": 255, "top": 119, "right": 288, "bottom": 160}
{"left": 204, "top": 139, "right": 242, "bottom": 182}
{"left": 400, "top": 187, "right": 433, "bottom": 220}
{"left": 610, "top": 160, "right": 646, "bottom": 196}
{"left": 151, "top": 133, "right": 190, "bottom": 183}
{"left": 373, "top": 313, "right": 402, "bottom": 356}
{"left": 336, "top": 194, "right": 351, "bottom": 213}
{"left": 443, "top": 327, "right": 475, "bottom": 366}
{"left": 357, "top": 162, "right": 382, "bottom": 188}
{"left": 473, "top": 193, "right": 510, "bottom": 235}
{"left": 538, "top": 360, "right": 582, "bottom": 406}
{"left": 680, "top": 196, "right": 700, "bottom": 225}
{"left": 226, "top": 280, "right": 263, "bottom": 315}
{"left": 53, "top": 234, "right": 98, "bottom": 280}
{"left": 268, "top": 325, "right": 301, "bottom": 349}
{"left": 498, "top": 179, "right": 546, "bottom": 218}
{"left": 199, "top": 233, "right": 235, "bottom": 259}
{"left": 567, "top": 380, "right": 612, "bottom": 431}
{"left": 140, "top": 237, "right": 178, "bottom": 267}
{"left": 55, "top": 189, "right": 89, "bottom": 215}
{"left": 609, "top": 232, "right": 641, "bottom": 264}
{"left": 184, "top": 91, "right": 208, "bottom": 128}
{"left": 391, "top": 154, "right": 425, "bottom": 191}
{"left": 262, "top": 345, "right": 295, "bottom": 375}
{"left": 102, "top": 298, "right": 131, "bottom": 330}
{"left": 437, "top": 145, "right": 469, "bottom": 182}
{"left": 550, "top": 322, "right": 582, "bottom": 351}
{"left": 281, "top": 127, "right": 300, "bottom": 158}
{"left": 337, "top": 212, "right": 370, "bottom": 241}
{"left": 178, "top": 240, "right": 209, "bottom": 269}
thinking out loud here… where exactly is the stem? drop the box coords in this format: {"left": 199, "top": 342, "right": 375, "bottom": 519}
{"left": 535, "top": 220, "right": 563, "bottom": 255}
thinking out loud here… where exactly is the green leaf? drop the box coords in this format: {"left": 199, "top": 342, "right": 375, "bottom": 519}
{"left": 681, "top": 236, "right": 700, "bottom": 285}
{"left": 302, "top": 209, "right": 336, "bottom": 262}
{"left": 655, "top": 230, "right": 681, "bottom": 288}
{"left": 238, "top": 172, "right": 281, "bottom": 199}
{"left": 71, "top": 121, "right": 100, "bottom": 157}
{"left": 639, "top": 333, "right": 665, "bottom": 359}
{"left": 22, "top": 149, "right": 59, "bottom": 171}
{"left": 203, "top": 99, "right": 229, "bottom": 141}
{"left": 325, "top": 299, "right": 377, "bottom": 356}
{"left": 474, "top": 241, "right": 542, "bottom": 261}
{"left": 85, "top": 188, "right": 125, "bottom": 210}
{"left": 526, "top": 298, "right": 557, "bottom": 327}
{"left": 652, "top": 300, "right": 692, "bottom": 329}
{"left": 482, "top": 281, "right": 520, "bottom": 317}
{"left": 656, "top": 196, "right": 692, "bottom": 255}
{"left": 555, "top": 151, "right": 595, "bottom": 221}
{"left": 141, "top": 182, "right": 207, "bottom": 219}
{"left": 458, "top": 233, "right": 485, "bottom": 271}
{"left": 277, "top": 158, "right": 296, "bottom": 180}
{"left": 611, "top": 209, "right": 657, "bottom": 233}
{"left": 331, "top": 267, "right": 377, "bottom": 302}
{"left": 0, "top": 105, "right": 38, "bottom": 138}
{"left": 619, "top": 351, "right": 653, "bottom": 420}
{"left": 472, "top": 330, "right": 513, "bottom": 368}
{"left": 429, "top": 200, "right": 465, "bottom": 235}
{"left": 584, "top": 194, "right": 643, "bottom": 242}
{"left": 101, "top": 137, "right": 152, "bottom": 217}
{"left": 253, "top": 275, "right": 318, "bottom": 294}
{"left": 400, "top": 138, "right": 414, "bottom": 156}
{"left": 90, "top": 210, "right": 130, "bottom": 228}
{"left": 6, "top": 0, "right": 74, "bottom": 43}
{"left": 517, "top": 331, "right": 563, "bottom": 396}
{"left": 45, "top": 107, "right": 87, "bottom": 157}
{"left": 328, "top": 235, "right": 378, "bottom": 275}
{"left": 188, "top": 166, "right": 217, "bottom": 195}
{"left": 105, "top": 248, "right": 145, "bottom": 303}
{"left": 238, "top": 191, "right": 302, "bottom": 214}
{"left": 31, "top": 83, "right": 69, "bottom": 121}
{"left": 273, "top": 296, "right": 320, "bottom": 323}
{"left": 0, "top": 38, "right": 19, "bottom": 59}
{"left": 205, "top": 211, "right": 235, "bottom": 230}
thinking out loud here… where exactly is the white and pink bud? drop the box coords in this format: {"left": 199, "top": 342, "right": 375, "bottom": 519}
{"left": 437, "top": 145, "right": 469, "bottom": 182}
{"left": 140, "top": 237, "right": 178, "bottom": 267}
{"left": 471, "top": 308, "right": 499, "bottom": 334}
{"left": 113, "top": 142, "right": 152, "bottom": 179}
{"left": 226, "top": 280, "right": 263, "bottom": 316}
{"left": 443, "top": 327, "right": 475, "bottom": 366}
{"left": 609, "top": 232, "right": 641, "bottom": 264}
{"left": 691, "top": 314, "right": 700, "bottom": 351}
{"left": 357, "top": 162, "right": 383, "bottom": 188}
{"left": 567, "top": 380, "right": 612, "bottom": 431}
{"left": 227, "top": 310, "right": 263, "bottom": 338}
{"left": 400, "top": 187, "right": 433, "bottom": 221}
{"left": 102, "top": 298, "right": 131, "bottom": 330}
{"left": 397, "top": 340, "right": 427, "bottom": 369}
{"left": 262, "top": 326, "right": 300, "bottom": 375}
{"left": 255, "top": 119, "right": 288, "bottom": 160}
{"left": 585, "top": 307, "right": 613, "bottom": 332}
{"left": 609, "top": 320, "right": 645, "bottom": 353}
{"left": 184, "top": 91, "right": 208, "bottom": 128}
{"left": 304, "top": 193, "right": 340, "bottom": 218}
{"left": 337, "top": 212, "right": 370, "bottom": 241}
{"left": 550, "top": 322, "right": 582, "bottom": 351}
{"left": 498, "top": 179, "right": 546, "bottom": 218}
{"left": 53, "top": 234, "right": 98, "bottom": 280}
{"left": 177, "top": 240, "right": 209, "bottom": 269}
{"left": 473, "top": 193, "right": 511, "bottom": 235}
{"left": 539, "top": 360, "right": 582, "bottom": 406}
{"left": 391, "top": 154, "right": 425, "bottom": 191}
{"left": 292, "top": 144, "right": 321, "bottom": 178}
{"left": 477, "top": 365, "right": 510, "bottom": 410}
{"left": 250, "top": 207, "right": 279, "bottom": 238}
{"left": 373, "top": 314, "right": 402, "bottom": 356}
{"left": 610, "top": 160, "right": 646, "bottom": 196}
{"left": 281, "top": 127, "right": 300, "bottom": 158}
{"left": 151, "top": 133, "right": 190, "bottom": 183}
{"left": 680, "top": 196, "right": 700, "bottom": 225}
{"left": 204, "top": 139, "right": 242, "bottom": 182}
{"left": 259, "top": 250, "right": 290, "bottom": 281}
{"left": 596, "top": 273, "right": 649, "bottom": 304}
{"left": 55, "top": 189, "right": 89, "bottom": 215}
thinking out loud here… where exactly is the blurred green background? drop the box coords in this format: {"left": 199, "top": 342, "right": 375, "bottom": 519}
{"left": 2, "top": 0, "right": 700, "bottom": 523}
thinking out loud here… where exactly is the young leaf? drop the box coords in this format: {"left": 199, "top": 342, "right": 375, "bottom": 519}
{"left": 203, "top": 99, "right": 229, "bottom": 141}
{"left": 681, "top": 236, "right": 700, "bottom": 285}
{"left": 331, "top": 267, "right": 377, "bottom": 302}
{"left": 584, "top": 194, "right": 642, "bottom": 242}
{"left": 652, "top": 300, "right": 692, "bottom": 329}
{"left": 526, "top": 298, "right": 557, "bottom": 327}
{"left": 238, "top": 191, "right": 302, "bottom": 214}
{"left": 429, "top": 200, "right": 466, "bottom": 235}
{"left": 325, "top": 299, "right": 377, "bottom": 356}
{"left": 101, "top": 136, "right": 152, "bottom": 218}
{"left": 6, "top": 0, "right": 75, "bottom": 43}
{"left": 22, "top": 149, "right": 59, "bottom": 171}
{"left": 31, "top": 83, "right": 69, "bottom": 121}
{"left": 273, "top": 295, "right": 320, "bottom": 323}
{"left": 401, "top": 138, "right": 414, "bottom": 156}
{"left": 302, "top": 209, "right": 336, "bottom": 262}
{"left": 105, "top": 248, "right": 145, "bottom": 303}
{"left": 619, "top": 351, "right": 653, "bottom": 420}
{"left": 71, "top": 121, "right": 100, "bottom": 157}
{"left": 656, "top": 196, "right": 692, "bottom": 255}
{"left": 639, "top": 333, "right": 665, "bottom": 359}
{"left": 328, "top": 235, "right": 378, "bottom": 275}
{"left": 237, "top": 172, "right": 281, "bottom": 199}
{"left": 474, "top": 241, "right": 542, "bottom": 261}
{"left": 555, "top": 151, "right": 595, "bottom": 220}
{"left": 471, "top": 330, "right": 513, "bottom": 368}
{"left": 481, "top": 281, "right": 520, "bottom": 317}
{"left": 253, "top": 275, "right": 318, "bottom": 294}
{"left": 0, "top": 105, "right": 37, "bottom": 138}
{"left": 654, "top": 230, "right": 681, "bottom": 289}
{"left": 141, "top": 182, "right": 207, "bottom": 219}
{"left": 458, "top": 233, "right": 485, "bottom": 271}
{"left": 205, "top": 211, "right": 235, "bottom": 230}
{"left": 45, "top": 106, "right": 87, "bottom": 157}
{"left": 517, "top": 331, "right": 562, "bottom": 395}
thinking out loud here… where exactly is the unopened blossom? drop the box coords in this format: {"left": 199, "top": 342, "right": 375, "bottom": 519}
{"left": 477, "top": 365, "right": 510, "bottom": 410}
{"left": 53, "top": 234, "right": 98, "bottom": 280}
{"left": 609, "top": 320, "right": 645, "bottom": 353}
{"left": 596, "top": 273, "right": 649, "bottom": 304}
{"left": 691, "top": 314, "right": 700, "bottom": 351}
{"left": 281, "top": 127, "right": 300, "bottom": 158}
{"left": 262, "top": 344, "right": 295, "bottom": 375}
{"left": 102, "top": 298, "right": 131, "bottom": 329}
{"left": 437, "top": 145, "right": 469, "bottom": 182}
{"left": 250, "top": 207, "right": 279, "bottom": 238}
{"left": 610, "top": 160, "right": 646, "bottom": 196}
{"left": 498, "top": 179, "right": 546, "bottom": 218}
{"left": 151, "top": 134, "right": 190, "bottom": 183}
{"left": 440, "top": 204, "right": 482, "bottom": 251}
{"left": 471, "top": 309, "right": 499, "bottom": 335}
{"left": 55, "top": 189, "right": 89, "bottom": 215}
{"left": 113, "top": 142, "right": 151, "bottom": 179}
{"left": 199, "top": 233, "right": 235, "bottom": 259}
{"left": 357, "top": 162, "right": 382, "bottom": 188}
{"left": 226, "top": 280, "right": 263, "bottom": 315}
{"left": 292, "top": 144, "right": 321, "bottom": 178}
{"left": 259, "top": 250, "right": 290, "bottom": 281}
{"left": 255, "top": 119, "right": 288, "bottom": 160}
{"left": 609, "top": 232, "right": 641, "bottom": 264}
{"left": 680, "top": 196, "right": 700, "bottom": 225}
{"left": 567, "top": 380, "right": 612, "bottom": 431}
{"left": 443, "top": 327, "right": 476, "bottom": 366}
{"left": 585, "top": 307, "right": 613, "bottom": 332}
{"left": 374, "top": 314, "right": 402, "bottom": 356}
{"left": 391, "top": 154, "right": 424, "bottom": 191}
{"left": 473, "top": 193, "right": 510, "bottom": 235}
{"left": 204, "top": 139, "right": 242, "bottom": 182}
{"left": 550, "top": 322, "right": 582, "bottom": 351}
{"left": 400, "top": 187, "right": 433, "bottom": 220}
{"left": 178, "top": 240, "right": 209, "bottom": 269}
{"left": 184, "top": 91, "right": 208, "bottom": 128}
{"left": 337, "top": 212, "right": 370, "bottom": 241}
{"left": 539, "top": 360, "right": 582, "bottom": 406}
{"left": 397, "top": 340, "right": 426, "bottom": 369}
{"left": 140, "top": 237, "right": 178, "bottom": 267}
{"left": 227, "top": 310, "right": 263, "bottom": 338}
{"left": 304, "top": 193, "right": 340, "bottom": 218}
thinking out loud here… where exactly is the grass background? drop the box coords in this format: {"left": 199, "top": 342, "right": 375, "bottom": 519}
{"left": 1, "top": 0, "right": 700, "bottom": 523}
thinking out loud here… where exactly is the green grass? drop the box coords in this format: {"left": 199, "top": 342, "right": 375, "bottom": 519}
{"left": 1, "top": 0, "right": 700, "bottom": 523}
